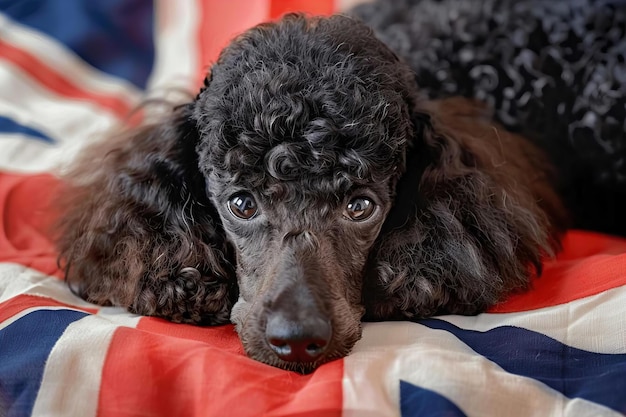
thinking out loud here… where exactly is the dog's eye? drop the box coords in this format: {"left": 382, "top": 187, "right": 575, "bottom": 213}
{"left": 345, "top": 197, "right": 375, "bottom": 221}
{"left": 228, "top": 193, "right": 258, "bottom": 219}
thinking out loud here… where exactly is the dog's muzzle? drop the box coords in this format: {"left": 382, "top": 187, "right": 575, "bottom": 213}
{"left": 263, "top": 231, "right": 333, "bottom": 363}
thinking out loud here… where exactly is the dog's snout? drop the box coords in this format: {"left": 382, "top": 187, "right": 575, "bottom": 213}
{"left": 260, "top": 236, "right": 335, "bottom": 364}
{"left": 282, "top": 230, "right": 319, "bottom": 251}
{"left": 266, "top": 313, "right": 332, "bottom": 362}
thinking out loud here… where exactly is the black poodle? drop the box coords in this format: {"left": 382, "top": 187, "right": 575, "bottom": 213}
{"left": 55, "top": 1, "right": 623, "bottom": 373}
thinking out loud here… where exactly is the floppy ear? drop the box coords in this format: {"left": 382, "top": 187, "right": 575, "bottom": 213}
{"left": 55, "top": 103, "right": 237, "bottom": 325}
{"left": 364, "top": 97, "right": 567, "bottom": 320}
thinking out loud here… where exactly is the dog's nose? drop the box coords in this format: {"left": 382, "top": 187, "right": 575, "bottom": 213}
{"left": 265, "top": 314, "right": 332, "bottom": 362}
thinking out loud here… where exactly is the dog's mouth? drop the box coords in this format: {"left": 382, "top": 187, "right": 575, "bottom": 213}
{"left": 256, "top": 345, "right": 353, "bottom": 374}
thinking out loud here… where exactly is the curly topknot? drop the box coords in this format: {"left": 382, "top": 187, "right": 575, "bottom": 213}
{"left": 194, "top": 15, "right": 418, "bottom": 196}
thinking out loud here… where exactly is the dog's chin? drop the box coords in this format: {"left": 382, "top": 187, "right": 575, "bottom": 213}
{"left": 246, "top": 347, "right": 347, "bottom": 374}
{"left": 240, "top": 328, "right": 362, "bottom": 374}
{"left": 231, "top": 297, "right": 364, "bottom": 373}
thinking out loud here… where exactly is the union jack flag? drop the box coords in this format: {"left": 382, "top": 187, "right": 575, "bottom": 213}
{"left": 1, "top": 2, "right": 625, "bottom": 416}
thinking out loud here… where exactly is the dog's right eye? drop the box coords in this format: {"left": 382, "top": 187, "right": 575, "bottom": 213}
{"left": 228, "top": 193, "right": 258, "bottom": 220}
{"left": 345, "top": 197, "right": 376, "bottom": 221}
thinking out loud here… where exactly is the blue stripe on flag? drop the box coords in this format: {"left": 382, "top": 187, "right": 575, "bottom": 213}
{"left": 0, "top": 116, "right": 55, "bottom": 143}
{"left": 0, "top": 309, "right": 88, "bottom": 417}
{"left": 421, "top": 318, "right": 626, "bottom": 414}
{"left": 400, "top": 380, "right": 467, "bottom": 417}
{"left": 0, "top": 0, "right": 155, "bottom": 89}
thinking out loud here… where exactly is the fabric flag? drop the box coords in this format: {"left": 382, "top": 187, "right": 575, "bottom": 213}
{"left": 1, "top": 1, "right": 625, "bottom": 416}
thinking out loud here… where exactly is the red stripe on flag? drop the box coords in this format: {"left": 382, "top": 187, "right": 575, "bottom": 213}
{"left": 490, "top": 230, "right": 626, "bottom": 313}
{"left": 99, "top": 322, "right": 343, "bottom": 417}
{"left": 194, "top": 0, "right": 270, "bottom": 89}
{"left": 269, "top": 0, "right": 335, "bottom": 19}
{"left": 137, "top": 316, "right": 245, "bottom": 352}
{"left": 0, "top": 39, "right": 134, "bottom": 119}
{"left": 0, "top": 172, "right": 61, "bottom": 277}
{"left": 0, "top": 294, "right": 98, "bottom": 323}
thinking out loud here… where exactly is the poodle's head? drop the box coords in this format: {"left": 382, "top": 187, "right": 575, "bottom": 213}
{"left": 193, "top": 15, "right": 418, "bottom": 371}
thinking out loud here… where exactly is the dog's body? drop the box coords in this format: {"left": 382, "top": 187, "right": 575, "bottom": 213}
{"left": 55, "top": 1, "right": 623, "bottom": 372}
{"left": 352, "top": 0, "right": 626, "bottom": 235}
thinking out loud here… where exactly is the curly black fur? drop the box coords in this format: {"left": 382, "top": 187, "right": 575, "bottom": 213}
{"left": 352, "top": 0, "right": 626, "bottom": 235}
{"left": 54, "top": 11, "right": 593, "bottom": 372}
{"left": 56, "top": 107, "right": 237, "bottom": 325}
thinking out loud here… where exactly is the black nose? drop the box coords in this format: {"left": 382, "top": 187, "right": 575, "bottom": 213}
{"left": 265, "top": 314, "right": 332, "bottom": 362}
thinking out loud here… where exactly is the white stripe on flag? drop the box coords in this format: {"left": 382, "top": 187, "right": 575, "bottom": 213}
{"left": 0, "top": 262, "right": 143, "bottom": 328}
{"left": 343, "top": 321, "right": 622, "bottom": 417}
{"left": 438, "top": 284, "right": 626, "bottom": 354}
{"left": 0, "top": 65, "right": 120, "bottom": 173}
{"left": 0, "top": 263, "right": 94, "bottom": 307}
{"left": 146, "top": 0, "right": 201, "bottom": 96}
{"left": 0, "top": 12, "right": 142, "bottom": 104}
{"left": 30, "top": 315, "right": 115, "bottom": 417}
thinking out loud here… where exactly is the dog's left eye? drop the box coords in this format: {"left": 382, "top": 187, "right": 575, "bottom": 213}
{"left": 345, "top": 197, "right": 375, "bottom": 221}
{"left": 228, "top": 193, "right": 258, "bottom": 219}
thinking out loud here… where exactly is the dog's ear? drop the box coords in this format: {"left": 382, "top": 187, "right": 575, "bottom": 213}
{"left": 55, "top": 103, "right": 236, "bottom": 325}
{"left": 364, "top": 97, "right": 567, "bottom": 320}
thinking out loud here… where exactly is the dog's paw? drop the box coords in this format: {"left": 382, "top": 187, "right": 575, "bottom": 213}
{"left": 129, "top": 267, "right": 234, "bottom": 325}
